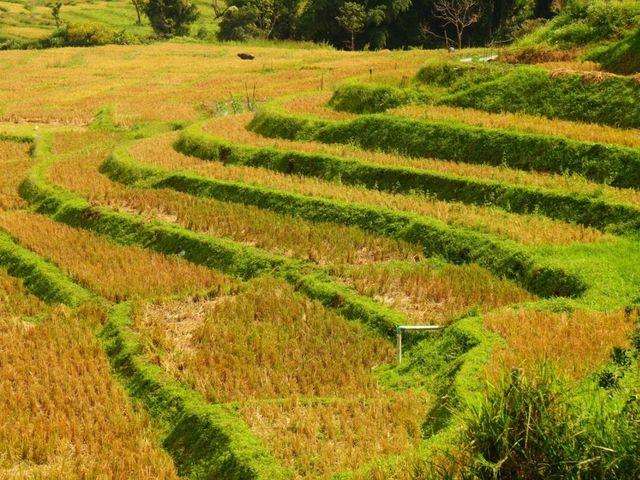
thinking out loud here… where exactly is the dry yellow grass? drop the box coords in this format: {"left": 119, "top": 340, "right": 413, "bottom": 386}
{"left": 50, "top": 130, "right": 115, "bottom": 155}
{"left": 336, "top": 261, "right": 534, "bottom": 325}
{"left": 0, "top": 44, "right": 438, "bottom": 126}
{"left": 0, "top": 268, "right": 48, "bottom": 321}
{"left": 0, "top": 210, "right": 233, "bottom": 300}
{"left": 133, "top": 276, "right": 428, "bottom": 479}
{"left": 0, "top": 140, "right": 32, "bottom": 209}
{"left": 282, "top": 93, "right": 356, "bottom": 120}
{"left": 138, "top": 130, "right": 609, "bottom": 246}
{"left": 47, "top": 138, "right": 423, "bottom": 265}
{"left": 0, "top": 305, "right": 178, "bottom": 478}
{"left": 277, "top": 95, "right": 640, "bottom": 206}
{"left": 241, "top": 393, "right": 428, "bottom": 479}
{"left": 391, "top": 104, "right": 640, "bottom": 149}
{"left": 135, "top": 277, "right": 393, "bottom": 401}
{"left": 484, "top": 308, "right": 633, "bottom": 381}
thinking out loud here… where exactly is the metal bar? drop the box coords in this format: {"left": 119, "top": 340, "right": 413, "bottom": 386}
{"left": 397, "top": 325, "right": 442, "bottom": 330}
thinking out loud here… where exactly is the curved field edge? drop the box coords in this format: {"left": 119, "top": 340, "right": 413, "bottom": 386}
{"left": 21, "top": 132, "right": 410, "bottom": 338}
{"left": 337, "top": 315, "right": 503, "bottom": 479}
{"left": 177, "top": 120, "right": 640, "bottom": 235}
{"left": 1, "top": 133, "right": 291, "bottom": 479}
{"left": 107, "top": 137, "right": 585, "bottom": 298}
{"left": 0, "top": 230, "right": 94, "bottom": 306}
{"left": 8, "top": 131, "right": 509, "bottom": 478}
{"left": 0, "top": 223, "right": 289, "bottom": 479}
{"left": 249, "top": 103, "right": 640, "bottom": 190}
{"left": 0, "top": 201, "right": 504, "bottom": 478}
{"left": 101, "top": 303, "right": 291, "bottom": 479}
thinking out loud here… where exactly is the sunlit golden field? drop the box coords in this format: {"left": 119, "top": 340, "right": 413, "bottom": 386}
{"left": 133, "top": 277, "right": 429, "bottom": 478}
{"left": 1, "top": 39, "right": 638, "bottom": 479}
{"left": 0, "top": 140, "right": 32, "bottom": 209}
{"left": 0, "top": 274, "right": 178, "bottom": 479}
{"left": 0, "top": 44, "right": 435, "bottom": 126}
{"left": 133, "top": 131, "right": 610, "bottom": 245}
{"left": 0, "top": 210, "right": 233, "bottom": 300}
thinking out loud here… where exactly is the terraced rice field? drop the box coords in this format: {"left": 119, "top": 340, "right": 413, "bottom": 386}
{"left": 1, "top": 44, "right": 639, "bottom": 478}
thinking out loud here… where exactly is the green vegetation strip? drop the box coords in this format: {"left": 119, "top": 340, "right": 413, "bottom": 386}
{"left": 328, "top": 82, "right": 418, "bottom": 114}
{"left": 21, "top": 134, "right": 408, "bottom": 338}
{"left": 249, "top": 104, "right": 640, "bottom": 189}
{"left": 343, "top": 315, "right": 503, "bottom": 479}
{"left": 178, "top": 122, "right": 640, "bottom": 234}
{"left": 102, "top": 303, "right": 291, "bottom": 480}
{"left": 436, "top": 65, "right": 640, "bottom": 130}
{"left": 0, "top": 132, "right": 34, "bottom": 144}
{"left": 107, "top": 141, "right": 585, "bottom": 298}
{"left": 0, "top": 230, "right": 93, "bottom": 306}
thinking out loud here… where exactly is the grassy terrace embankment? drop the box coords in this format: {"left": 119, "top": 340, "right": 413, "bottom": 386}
{"left": 49, "top": 133, "right": 533, "bottom": 327}
{"left": 179, "top": 113, "right": 640, "bottom": 235}
{"left": 108, "top": 133, "right": 586, "bottom": 298}
{"left": 2, "top": 40, "right": 639, "bottom": 478}
{"left": 248, "top": 102, "right": 640, "bottom": 189}
{"left": 0, "top": 127, "right": 508, "bottom": 479}
{"left": 178, "top": 105, "right": 638, "bottom": 308}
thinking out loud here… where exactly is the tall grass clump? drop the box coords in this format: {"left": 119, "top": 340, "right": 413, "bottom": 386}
{"left": 520, "top": 0, "right": 640, "bottom": 49}
{"left": 587, "top": 28, "right": 640, "bottom": 74}
{"left": 466, "top": 357, "right": 640, "bottom": 479}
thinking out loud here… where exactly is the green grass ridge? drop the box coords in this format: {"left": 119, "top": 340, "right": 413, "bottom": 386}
{"left": 20, "top": 133, "right": 409, "bottom": 338}
{"left": 249, "top": 103, "right": 640, "bottom": 189}
{"left": 108, "top": 139, "right": 586, "bottom": 298}
{"left": 328, "top": 82, "right": 417, "bottom": 114}
{"left": 179, "top": 121, "right": 640, "bottom": 235}
{"left": 101, "top": 302, "right": 292, "bottom": 479}
{"left": 436, "top": 65, "right": 640, "bottom": 129}
{"left": 0, "top": 229, "right": 94, "bottom": 306}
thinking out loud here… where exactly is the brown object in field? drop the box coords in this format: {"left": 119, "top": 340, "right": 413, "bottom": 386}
{"left": 237, "top": 53, "right": 255, "bottom": 60}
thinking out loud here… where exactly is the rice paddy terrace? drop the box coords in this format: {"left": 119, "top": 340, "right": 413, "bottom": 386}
{"left": 1, "top": 44, "right": 639, "bottom": 478}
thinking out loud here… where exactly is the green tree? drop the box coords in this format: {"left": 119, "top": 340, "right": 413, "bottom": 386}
{"left": 217, "top": 0, "right": 300, "bottom": 41}
{"left": 143, "top": 0, "right": 199, "bottom": 36}
{"left": 50, "top": 2, "right": 63, "bottom": 29}
{"left": 131, "top": 0, "right": 145, "bottom": 25}
{"left": 336, "top": 2, "right": 366, "bottom": 50}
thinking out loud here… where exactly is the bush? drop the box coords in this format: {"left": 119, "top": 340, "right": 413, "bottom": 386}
{"left": 415, "top": 60, "right": 509, "bottom": 92}
{"left": 540, "top": 0, "right": 640, "bottom": 47}
{"left": 144, "top": 0, "right": 199, "bottom": 37}
{"left": 439, "top": 65, "right": 640, "bottom": 128}
{"left": 328, "top": 83, "right": 416, "bottom": 113}
{"left": 62, "top": 23, "right": 116, "bottom": 46}
{"left": 588, "top": 28, "right": 640, "bottom": 74}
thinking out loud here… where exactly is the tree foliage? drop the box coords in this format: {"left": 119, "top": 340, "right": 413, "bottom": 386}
{"left": 217, "top": 0, "right": 301, "bottom": 40}
{"left": 336, "top": 2, "right": 367, "bottom": 50}
{"left": 143, "top": 0, "right": 199, "bottom": 37}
